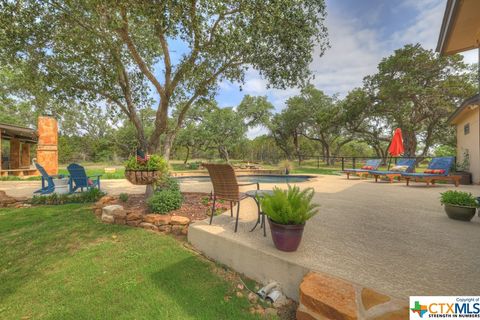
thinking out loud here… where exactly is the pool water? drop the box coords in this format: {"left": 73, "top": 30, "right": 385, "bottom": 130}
{"left": 176, "top": 175, "right": 313, "bottom": 184}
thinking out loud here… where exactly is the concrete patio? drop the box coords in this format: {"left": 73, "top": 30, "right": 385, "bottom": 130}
{"left": 2, "top": 175, "right": 480, "bottom": 302}
{"left": 187, "top": 175, "right": 480, "bottom": 301}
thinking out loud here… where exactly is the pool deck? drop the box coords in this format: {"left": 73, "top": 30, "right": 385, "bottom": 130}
{"left": 2, "top": 174, "right": 480, "bottom": 302}
{"left": 187, "top": 174, "right": 480, "bottom": 301}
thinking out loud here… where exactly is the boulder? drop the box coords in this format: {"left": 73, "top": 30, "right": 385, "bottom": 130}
{"left": 97, "top": 195, "right": 115, "bottom": 205}
{"left": 126, "top": 212, "right": 143, "bottom": 221}
{"left": 170, "top": 216, "right": 190, "bottom": 225}
{"left": 143, "top": 214, "right": 171, "bottom": 225}
{"left": 101, "top": 215, "right": 115, "bottom": 224}
{"left": 102, "top": 205, "right": 126, "bottom": 219}
{"left": 139, "top": 222, "right": 159, "bottom": 231}
{"left": 127, "top": 220, "right": 141, "bottom": 227}
{"left": 157, "top": 225, "right": 172, "bottom": 233}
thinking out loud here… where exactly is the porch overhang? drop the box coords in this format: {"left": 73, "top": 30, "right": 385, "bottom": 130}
{"left": 436, "top": 0, "right": 480, "bottom": 55}
{"left": 0, "top": 123, "right": 38, "bottom": 144}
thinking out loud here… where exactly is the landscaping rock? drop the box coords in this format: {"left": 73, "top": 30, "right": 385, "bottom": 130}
{"left": 361, "top": 288, "right": 391, "bottom": 311}
{"left": 101, "top": 215, "right": 115, "bottom": 224}
{"left": 126, "top": 212, "right": 143, "bottom": 221}
{"left": 102, "top": 205, "right": 126, "bottom": 219}
{"left": 297, "top": 272, "right": 408, "bottom": 320}
{"left": 299, "top": 272, "right": 357, "bottom": 320}
{"left": 171, "top": 225, "right": 185, "bottom": 235}
{"left": 94, "top": 208, "right": 102, "bottom": 217}
{"left": 97, "top": 195, "right": 115, "bottom": 205}
{"left": 170, "top": 216, "right": 190, "bottom": 225}
{"left": 181, "top": 226, "right": 188, "bottom": 235}
{"left": 115, "top": 218, "right": 126, "bottom": 225}
{"left": 127, "top": 220, "right": 141, "bottom": 227}
{"left": 139, "top": 222, "right": 159, "bottom": 231}
{"left": 265, "top": 308, "right": 277, "bottom": 317}
{"left": 248, "top": 292, "right": 258, "bottom": 303}
{"left": 157, "top": 225, "right": 172, "bottom": 233}
{"left": 143, "top": 214, "right": 171, "bottom": 225}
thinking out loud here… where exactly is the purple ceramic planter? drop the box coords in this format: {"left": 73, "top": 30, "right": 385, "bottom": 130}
{"left": 268, "top": 218, "right": 305, "bottom": 252}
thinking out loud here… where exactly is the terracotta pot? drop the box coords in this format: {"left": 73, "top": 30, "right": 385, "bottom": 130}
{"left": 444, "top": 204, "right": 476, "bottom": 221}
{"left": 125, "top": 170, "right": 161, "bottom": 185}
{"left": 268, "top": 218, "right": 305, "bottom": 252}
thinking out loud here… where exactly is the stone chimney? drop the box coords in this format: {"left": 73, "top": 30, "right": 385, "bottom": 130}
{"left": 36, "top": 116, "right": 58, "bottom": 175}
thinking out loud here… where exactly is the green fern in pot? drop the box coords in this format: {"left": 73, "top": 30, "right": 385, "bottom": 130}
{"left": 260, "top": 186, "right": 319, "bottom": 251}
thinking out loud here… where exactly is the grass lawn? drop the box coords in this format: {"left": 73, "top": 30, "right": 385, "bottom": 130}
{"left": 0, "top": 205, "right": 265, "bottom": 319}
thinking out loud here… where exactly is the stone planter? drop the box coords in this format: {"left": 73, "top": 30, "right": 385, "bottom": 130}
{"left": 268, "top": 218, "right": 305, "bottom": 252}
{"left": 444, "top": 204, "right": 477, "bottom": 221}
{"left": 125, "top": 170, "right": 161, "bottom": 185}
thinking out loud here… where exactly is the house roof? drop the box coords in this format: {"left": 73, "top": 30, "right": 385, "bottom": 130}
{"left": 0, "top": 123, "right": 38, "bottom": 143}
{"left": 448, "top": 94, "right": 480, "bottom": 124}
{"left": 436, "top": 0, "right": 480, "bottom": 55}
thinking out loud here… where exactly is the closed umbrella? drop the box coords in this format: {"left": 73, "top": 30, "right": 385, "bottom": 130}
{"left": 387, "top": 128, "right": 404, "bottom": 169}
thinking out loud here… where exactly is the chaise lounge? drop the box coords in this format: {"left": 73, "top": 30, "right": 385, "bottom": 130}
{"left": 401, "top": 157, "right": 460, "bottom": 187}
{"left": 343, "top": 159, "right": 382, "bottom": 179}
{"left": 368, "top": 158, "right": 416, "bottom": 183}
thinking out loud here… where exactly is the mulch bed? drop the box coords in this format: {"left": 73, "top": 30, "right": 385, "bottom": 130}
{"left": 111, "top": 192, "right": 229, "bottom": 221}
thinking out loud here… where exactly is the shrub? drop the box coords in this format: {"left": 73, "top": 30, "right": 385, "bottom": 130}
{"left": 124, "top": 154, "right": 169, "bottom": 173}
{"left": 29, "top": 188, "right": 106, "bottom": 205}
{"left": 147, "top": 189, "right": 183, "bottom": 214}
{"left": 440, "top": 190, "right": 479, "bottom": 207}
{"left": 278, "top": 160, "right": 293, "bottom": 172}
{"left": 156, "top": 175, "right": 180, "bottom": 192}
{"left": 260, "top": 186, "right": 319, "bottom": 225}
{"left": 119, "top": 193, "right": 129, "bottom": 202}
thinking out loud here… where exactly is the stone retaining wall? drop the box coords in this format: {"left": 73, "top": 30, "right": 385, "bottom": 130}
{"left": 94, "top": 196, "right": 190, "bottom": 235}
{"left": 297, "top": 272, "right": 409, "bottom": 320}
{"left": 0, "top": 191, "right": 30, "bottom": 208}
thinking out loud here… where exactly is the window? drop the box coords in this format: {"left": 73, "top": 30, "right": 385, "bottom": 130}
{"left": 464, "top": 123, "right": 470, "bottom": 135}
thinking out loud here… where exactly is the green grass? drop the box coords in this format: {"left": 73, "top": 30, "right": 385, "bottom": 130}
{"left": 0, "top": 205, "right": 264, "bottom": 320}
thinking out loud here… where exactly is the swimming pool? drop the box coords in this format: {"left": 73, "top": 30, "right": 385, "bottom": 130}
{"left": 176, "top": 175, "right": 313, "bottom": 184}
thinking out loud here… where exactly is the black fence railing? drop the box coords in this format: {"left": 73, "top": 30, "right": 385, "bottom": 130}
{"left": 287, "top": 155, "right": 456, "bottom": 171}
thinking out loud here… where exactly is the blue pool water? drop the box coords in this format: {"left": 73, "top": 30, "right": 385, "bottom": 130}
{"left": 176, "top": 175, "right": 313, "bottom": 184}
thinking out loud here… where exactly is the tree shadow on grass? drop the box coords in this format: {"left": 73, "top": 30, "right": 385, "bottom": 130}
{"left": 149, "top": 256, "right": 259, "bottom": 320}
{"left": 0, "top": 204, "right": 130, "bottom": 302}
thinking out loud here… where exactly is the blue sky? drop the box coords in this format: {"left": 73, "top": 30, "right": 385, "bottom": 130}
{"left": 168, "top": 0, "right": 478, "bottom": 137}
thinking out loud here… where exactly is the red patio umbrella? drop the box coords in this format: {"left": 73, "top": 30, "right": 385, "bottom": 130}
{"left": 388, "top": 128, "right": 404, "bottom": 157}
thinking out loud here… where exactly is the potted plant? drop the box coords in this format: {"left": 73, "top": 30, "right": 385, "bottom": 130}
{"left": 440, "top": 190, "right": 479, "bottom": 221}
{"left": 278, "top": 160, "right": 293, "bottom": 175}
{"left": 260, "top": 186, "right": 319, "bottom": 252}
{"left": 453, "top": 151, "right": 472, "bottom": 185}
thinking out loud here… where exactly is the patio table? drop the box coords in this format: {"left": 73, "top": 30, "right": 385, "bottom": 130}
{"left": 245, "top": 190, "right": 273, "bottom": 237}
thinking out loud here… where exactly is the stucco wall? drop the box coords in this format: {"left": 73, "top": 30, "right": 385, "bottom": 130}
{"left": 455, "top": 107, "right": 480, "bottom": 184}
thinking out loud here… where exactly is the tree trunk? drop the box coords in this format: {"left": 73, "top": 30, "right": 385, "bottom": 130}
{"left": 184, "top": 146, "right": 190, "bottom": 164}
{"left": 218, "top": 146, "right": 230, "bottom": 163}
{"left": 293, "top": 133, "right": 301, "bottom": 165}
{"left": 161, "top": 132, "right": 176, "bottom": 161}
{"left": 402, "top": 130, "right": 417, "bottom": 157}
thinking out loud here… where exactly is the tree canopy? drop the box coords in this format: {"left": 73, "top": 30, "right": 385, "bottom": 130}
{"left": 0, "top": 0, "right": 329, "bottom": 159}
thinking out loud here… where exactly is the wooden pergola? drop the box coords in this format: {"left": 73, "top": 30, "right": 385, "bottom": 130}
{"left": 0, "top": 123, "right": 38, "bottom": 176}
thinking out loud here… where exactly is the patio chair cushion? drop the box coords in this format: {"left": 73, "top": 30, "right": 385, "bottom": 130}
{"left": 391, "top": 165, "right": 409, "bottom": 172}
{"left": 424, "top": 169, "right": 445, "bottom": 174}
{"left": 362, "top": 165, "right": 374, "bottom": 170}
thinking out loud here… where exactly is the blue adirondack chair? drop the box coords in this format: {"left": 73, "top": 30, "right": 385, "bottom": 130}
{"left": 67, "top": 163, "right": 102, "bottom": 193}
{"left": 34, "top": 162, "right": 63, "bottom": 194}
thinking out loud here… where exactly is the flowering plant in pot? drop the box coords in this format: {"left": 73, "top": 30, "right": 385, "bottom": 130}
{"left": 124, "top": 154, "right": 169, "bottom": 185}
{"left": 260, "top": 186, "right": 319, "bottom": 252}
{"left": 440, "top": 190, "right": 479, "bottom": 221}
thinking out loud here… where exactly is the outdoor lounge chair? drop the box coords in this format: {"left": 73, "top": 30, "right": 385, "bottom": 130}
{"left": 401, "top": 157, "right": 460, "bottom": 187}
{"left": 67, "top": 163, "right": 102, "bottom": 192}
{"left": 203, "top": 163, "right": 269, "bottom": 235}
{"left": 368, "top": 158, "right": 416, "bottom": 183}
{"left": 343, "top": 159, "right": 382, "bottom": 179}
{"left": 34, "top": 162, "right": 62, "bottom": 194}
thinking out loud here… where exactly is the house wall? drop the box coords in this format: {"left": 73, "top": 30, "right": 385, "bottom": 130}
{"left": 455, "top": 107, "right": 480, "bottom": 183}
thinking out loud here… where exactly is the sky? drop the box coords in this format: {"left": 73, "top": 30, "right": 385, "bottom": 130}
{"left": 172, "top": 0, "right": 479, "bottom": 137}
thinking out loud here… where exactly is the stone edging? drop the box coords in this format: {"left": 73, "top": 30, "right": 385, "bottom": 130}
{"left": 93, "top": 196, "right": 190, "bottom": 235}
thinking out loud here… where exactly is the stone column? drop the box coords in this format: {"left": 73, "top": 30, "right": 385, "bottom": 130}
{"left": 21, "top": 143, "right": 31, "bottom": 168}
{"left": 9, "top": 139, "right": 21, "bottom": 169}
{"left": 36, "top": 116, "right": 58, "bottom": 175}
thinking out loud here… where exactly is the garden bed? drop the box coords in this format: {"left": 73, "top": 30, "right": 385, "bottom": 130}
{"left": 93, "top": 192, "right": 230, "bottom": 235}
